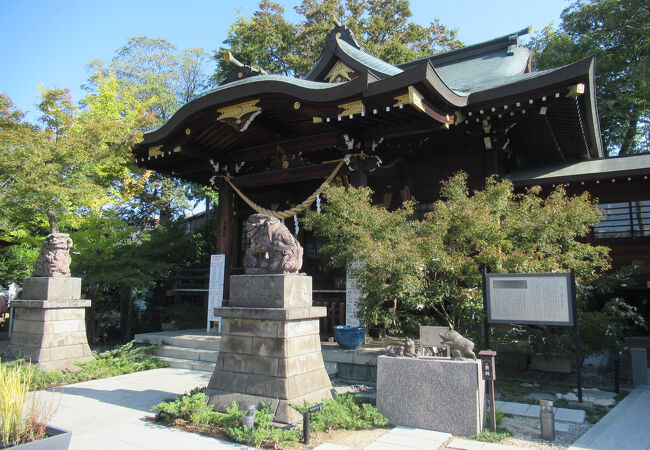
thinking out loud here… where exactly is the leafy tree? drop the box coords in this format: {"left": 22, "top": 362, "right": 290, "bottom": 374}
{"left": 304, "top": 174, "right": 610, "bottom": 335}
{"left": 214, "top": 0, "right": 462, "bottom": 82}
{"left": 86, "top": 37, "right": 213, "bottom": 124}
{"left": 86, "top": 37, "right": 214, "bottom": 226}
{"left": 0, "top": 79, "right": 149, "bottom": 239}
{"left": 530, "top": 0, "right": 649, "bottom": 155}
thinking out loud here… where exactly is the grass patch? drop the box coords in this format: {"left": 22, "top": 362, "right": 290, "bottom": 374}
{"left": 469, "top": 430, "right": 512, "bottom": 443}
{"left": 8, "top": 341, "right": 167, "bottom": 390}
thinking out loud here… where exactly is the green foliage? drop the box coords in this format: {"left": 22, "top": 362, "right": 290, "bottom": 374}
{"left": 225, "top": 401, "right": 299, "bottom": 448}
{"left": 530, "top": 0, "right": 649, "bottom": 155}
{"left": 152, "top": 396, "right": 300, "bottom": 448}
{"left": 495, "top": 408, "right": 504, "bottom": 426}
{"left": 7, "top": 342, "right": 166, "bottom": 391}
{"left": 0, "top": 244, "right": 39, "bottom": 286}
{"left": 0, "top": 80, "right": 149, "bottom": 238}
{"left": 293, "top": 393, "right": 389, "bottom": 432}
{"left": 214, "top": 0, "right": 462, "bottom": 82}
{"left": 86, "top": 36, "right": 212, "bottom": 124}
{"left": 152, "top": 392, "right": 224, "bottom": 424}
{"left": 469, "top": 430, "right": 511, "bottom": 443}
{"left": 304, "top": 173, "right": 610, "bottom": 334}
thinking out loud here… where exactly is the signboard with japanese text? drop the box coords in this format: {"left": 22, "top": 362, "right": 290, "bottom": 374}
{"left": 485, "top": 273, "right": 573, "bottom": 326}
{"left": 345, "top": 260, "right": 365, "bottom": 326}
{"left": 207, "top": 254, "right": 225, "bottom": 332}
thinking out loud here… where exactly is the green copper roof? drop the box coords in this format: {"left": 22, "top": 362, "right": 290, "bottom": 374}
{"left": 336, "top": 39, "right": 403, "bottom": 78}
{"left": 507, "top": 153, "right": 650, "bottom": 184}
{"left": 435, "top": 46, "right": 532, "bottom": 95}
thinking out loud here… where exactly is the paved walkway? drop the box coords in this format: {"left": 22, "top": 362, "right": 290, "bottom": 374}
{"left": 496, "top": 400, "right": 585, "bottom": 423}
{"left": 38, "top": 368, "right": 249, "bottom": 449}
{"left": 568, "top": 384, "right": 650, "bottom": 450}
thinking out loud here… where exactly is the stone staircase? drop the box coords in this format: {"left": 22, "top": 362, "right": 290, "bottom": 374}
{"left": 134, "top": 329, "right": 220, "bottom": 372}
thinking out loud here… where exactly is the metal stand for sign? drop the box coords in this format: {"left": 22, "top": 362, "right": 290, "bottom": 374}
{"left": 570, "top": 269, "right": 583, "bottom": 402}
{"left": 482, "top": 269, "right": 490, "bottom": 349}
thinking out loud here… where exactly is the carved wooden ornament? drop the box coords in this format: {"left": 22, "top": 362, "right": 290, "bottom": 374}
{"left": 217, "top": 99, "right": 262, "bottom": 132}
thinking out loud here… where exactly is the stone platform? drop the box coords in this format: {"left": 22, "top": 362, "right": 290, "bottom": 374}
{"left": 206, "top": 274, "right": 333, "bottom": 424}
{"left": 9, "top": 277, "right": 92, "bottom": 370}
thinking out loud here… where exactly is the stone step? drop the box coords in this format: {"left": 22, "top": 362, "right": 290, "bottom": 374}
{"left": 134, "top": 331, "right": 221, "bottom": 350}
{"left": 155, "top": 356, "right": 215, "bottom": 372}
{"left": 155, "top": 345, "right": 219, "bottom": 363}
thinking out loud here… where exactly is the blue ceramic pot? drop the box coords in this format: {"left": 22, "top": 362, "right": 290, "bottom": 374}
{"left": 334, "top": 325, "right": 366, "bottom": 350}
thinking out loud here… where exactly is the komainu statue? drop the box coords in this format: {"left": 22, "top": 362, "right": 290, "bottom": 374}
{"left": 243, "top": 214, "right": 303, "bottom": 274}
{"left": 32, "top": 233, "right": 73, "bottom": 277}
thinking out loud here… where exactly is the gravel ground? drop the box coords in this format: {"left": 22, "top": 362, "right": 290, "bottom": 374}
{"left": 498, "top": 416, "right": 591, "bottom": 449}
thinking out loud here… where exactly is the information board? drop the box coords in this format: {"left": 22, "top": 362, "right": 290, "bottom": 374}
{"left": 345, "top": 260, "right": 365, "bottom": 326}
{"left": 485, "top": 273, "right": 573, "bottom": 326}
{"left": 207, "top": 254, "right": 225, "bottom": 333}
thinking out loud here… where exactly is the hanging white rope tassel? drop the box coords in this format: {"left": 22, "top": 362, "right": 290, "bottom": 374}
{"left": 294, "top": 215, "right": 300, "bottom": 235}
{"left": 316, "top": 194, "right": 321, "bottom": 213}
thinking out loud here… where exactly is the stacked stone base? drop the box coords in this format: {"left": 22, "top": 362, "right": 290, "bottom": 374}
{"left": 9, "top": 277, "right": 92, "bottom": 371}
{"left": 207, "top": 274, "right": 333, "bottom": 424}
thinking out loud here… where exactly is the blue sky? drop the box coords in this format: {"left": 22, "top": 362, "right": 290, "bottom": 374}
{"left": 1, "top": 0, "right": 571, "bottom": 123}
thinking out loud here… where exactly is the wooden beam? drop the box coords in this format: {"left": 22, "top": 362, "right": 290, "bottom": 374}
{"left": 229, "top": 133, "right": 343, "bottom": 162}
{"left": 231, "top": 161, "right": 347, "bottom": 189}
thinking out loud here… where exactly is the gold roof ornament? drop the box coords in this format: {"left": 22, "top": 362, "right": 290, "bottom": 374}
{"left": 217, "top": 99, "right": 262, "bottom": 132}
{"left": 324, "top": 60, "right": 356, "bottom": 83}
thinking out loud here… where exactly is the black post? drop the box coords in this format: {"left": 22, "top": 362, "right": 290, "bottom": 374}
{"left": 482, "top": 269, "right": 490, "bottom": 349}
{"left": 303, "top": 404, "right": 324, "bottom": 445}
{"left": 303, "top": 411, "right": 311, "bottom": 445}
{"left": 570, "top": 269, "right": 583, "bottom": 402}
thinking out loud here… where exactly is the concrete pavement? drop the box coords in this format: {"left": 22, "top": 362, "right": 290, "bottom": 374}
{"left": 568, "top": 384, "right": 650, "bottom": 450}
{"left": 37, "top": 367, "right": 250, "bottom": 449}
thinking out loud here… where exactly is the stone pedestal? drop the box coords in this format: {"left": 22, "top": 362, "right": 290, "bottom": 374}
{"left": 206, "top": 274, "right": 333, "bottom": 424}
{"left": 377, "top": 356, "right": 485, "bottom": 436}
{"left": 9, "top": 277, "right": 93, "bottom": 371}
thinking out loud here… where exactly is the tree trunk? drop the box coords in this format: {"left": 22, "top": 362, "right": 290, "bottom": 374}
{"left": 119, "top": 286, "right": 133, "bottom": 342}
{"left": 47, "top": 208, "right": 58, "bottom": 234}
{"left": 618, "top": 109, "right": 639, "bottom": 156}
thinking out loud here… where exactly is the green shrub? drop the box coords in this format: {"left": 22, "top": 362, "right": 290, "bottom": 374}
{"left": 152, "top": 392, "right": 222, "bottom": 424}
{"left": 294, "top": 393, "right": 389, "bottom": 432}
{"left": 8, "top": 341, "right": 167, "bottom": 391}
{"left": 225, "top": 401, "right": 299, "bottom": 448}
{"left": 151, "top": 395, "right": 299, "bottom": 449}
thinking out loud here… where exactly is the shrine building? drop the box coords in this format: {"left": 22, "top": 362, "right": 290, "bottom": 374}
{"left": 133, "top": 24, "right": 650, "bottom": 330}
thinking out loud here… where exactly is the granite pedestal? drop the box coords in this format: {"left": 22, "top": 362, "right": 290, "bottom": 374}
{"left": 376, "top": 356, "right": 485, "bottom": 436}
{"left": 206, "top": 274, "right": 333, "bottom": 424}
{"left": 9, "top": 277, "right": 93, "bottom": 370}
